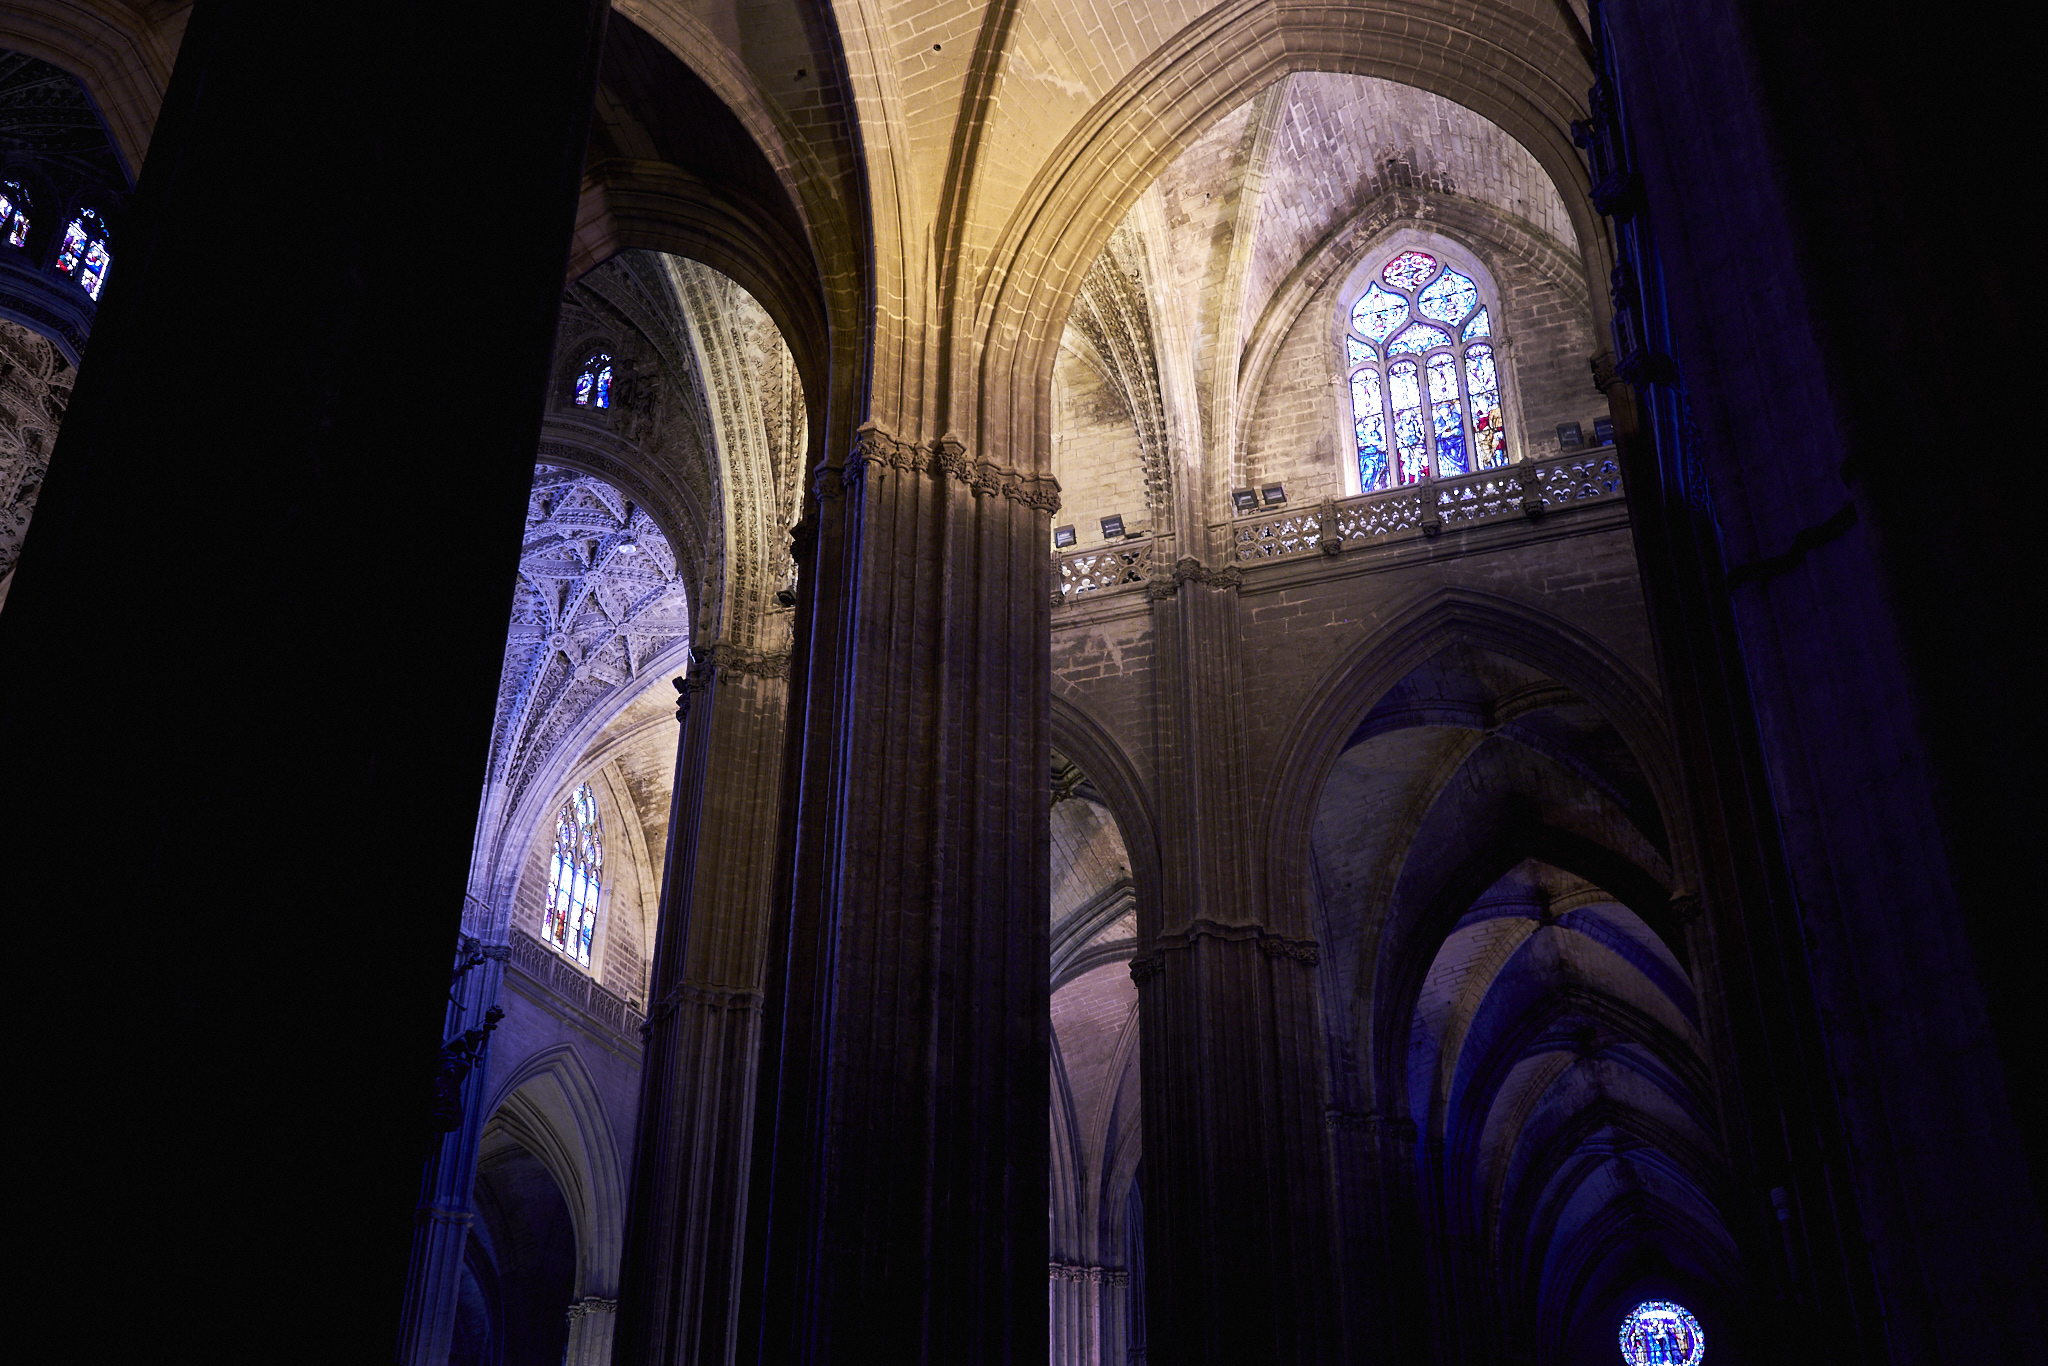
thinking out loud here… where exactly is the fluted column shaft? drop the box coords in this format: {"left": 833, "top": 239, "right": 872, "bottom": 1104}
{"left": 617, "top": 648, "right": 790, "bottom": 1366}
{"left": 1134, "top": 563, "right": 1340, "bottom": 1365}
{"left": 741, "top": 428, "right": 1054, "bottom": 1366}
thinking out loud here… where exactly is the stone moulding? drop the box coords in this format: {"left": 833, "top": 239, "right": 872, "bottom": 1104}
{"left": 834, "top": 422, "right": 1063, "bottom": 513}
{"left": 1049, "top": 1262, "right": 1132, "bottom": 1285}
{"left": 1128, "top": 919, "right": 1322, "bottom": 986}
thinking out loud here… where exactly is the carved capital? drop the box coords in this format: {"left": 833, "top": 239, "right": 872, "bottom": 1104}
{"left": 697, "top": 642, "right": 792, "bottom": 681}
{"left": 1171, "top": 557, "right": 1244, "bottom": 591}
{"left": 1128, "top": 955, "right": 1164, "bottom": 987}
{"left": 1258, "top": 934, "right": 1321, "bottom": 967}
{"left": 1669, "top": 892, "right": 1704, "bottom": 925}
{"left": 566, "top": 1297, "right": 618, "bottom": 1321}
{"left": 1142, "top": 578, "right": 1179, "bottom": 601}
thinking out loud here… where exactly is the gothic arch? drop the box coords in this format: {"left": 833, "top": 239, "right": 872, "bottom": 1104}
{"left": 0, "top": 2, "right": 179, "bottom": 180}
{"left": 968, "top": 1, "right": 1603, "bottom": 471}
{"left": 1050, "top": 691, "right": 1162, "bottom": 944}
{"left": 1260, "top": 587, "right": 1687, "bottom": 943}
{"left": 483, "top": 1045, "right": 630, "bottom": 1301}
{"left": 1236, "top": 195, "right": 1590, "bottom": 487}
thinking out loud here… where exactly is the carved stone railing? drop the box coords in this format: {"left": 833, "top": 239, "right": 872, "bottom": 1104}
{"left": 1233, "top": 450, "right": 1624, "bottom": 564}
{"left": 507, "top": 927, "right": 645, "bottom": 1045}
{"left": 1054, "top": 537, "right": 1156, "bottom": 602}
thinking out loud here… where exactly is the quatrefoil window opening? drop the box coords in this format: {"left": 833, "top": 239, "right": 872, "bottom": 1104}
{"left": 1346, "top": 249, "right": 1507, "bottom": 492}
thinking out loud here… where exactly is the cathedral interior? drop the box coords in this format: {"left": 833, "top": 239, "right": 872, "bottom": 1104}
{"left": 1, "top": 1, "right": 2037, "bottom": 1363}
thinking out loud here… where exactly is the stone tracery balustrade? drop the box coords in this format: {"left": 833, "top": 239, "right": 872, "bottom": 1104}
{"left": 1054, "top": 538, "right": 1155, "bottom": 600}
{"left": 1236, "top": 450, "right": 1625, "bottom": 563}
{"left": 506, "top": 927, "right": 646, "bottom": 1043}
{"left": 1050, "top": 453, "right": 1623, "bottom": 604}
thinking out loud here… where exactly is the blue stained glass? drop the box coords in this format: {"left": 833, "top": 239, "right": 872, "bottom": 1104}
{"left": 1388, "top": 321, "right": 1454, "bottom": 355}
{"left": 1417, "top": 268, "right": 1478, "bottom": 325}
{"left": 80, "top": 240, "right": 110, "bottom": 300}
{"left": 0, "top": 181, "right": 26, "bottom": 248}
{"left": 1346, "top": 336, "right": 1371, "bottom": 365}
{"left": 1352, "top": 282, "right": 1408, "bottom": 342}
{"left": 1381, "top": 249, "right": 1437, "bottom": 291}
{"left": 1463, "top": 306, "right": 1491, "bottom": 339}
{"left": 1354, "top": 368, "right": 1388, "bottom": 489}
{"left": 544, "top": 782, "right": 605, "bottom": 968}
{"left": 1617, "top": 1301, "right": 1704, "bottom": 1366}
{"left": 1427, "top": 353, "right": 1467, "bottom": 475}
{"left": 1466, "top": 344, "right": 1506, "bottom": 467}
{"left": 54, "top": 220, "right": 87, "bottom": 277}
{"left": 1351, "top": 368, "right": 1382, "bottom": 418}
{"left": 1390, "top": 359, "right": 1428, "bottom": 483}
{"left": 575, "top": 352, "right": 612, "bottom": 408}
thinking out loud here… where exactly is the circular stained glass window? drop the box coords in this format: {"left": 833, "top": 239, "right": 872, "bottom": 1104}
{"left": 1618, "top": 1300, "right": 1704, "bottom": 1366}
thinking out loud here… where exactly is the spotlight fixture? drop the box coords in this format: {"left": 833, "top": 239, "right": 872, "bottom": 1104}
{"left": 1231, "top": 488, "right": 1258, "bottom": 513}
{"left": 1556, "top": 422, "right": 1585, "bottom": 450}
{"left": 775, "top": 588, "right": 799, "bottom": 607}
{"left": 1099, "top": 514, "right": 1126, "bottom": 539}
{"left": 1261, "top": 484, "right": 1287, "bottom": 506}
{"left": 1053, "top": 525, "right": 1077, "bottom": 549}
{"left": 615, "top": 540, "right": 638, "bottom": 554}
{"left": 1592, "top": 417, "right": 1616, "bottom": 446}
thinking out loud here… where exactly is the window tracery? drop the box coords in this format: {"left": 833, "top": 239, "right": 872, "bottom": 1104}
{"left": 1345, "top": 249, "right": 1507, "bottom": 491}
{"left": 52, "top": 206, "right": 110, "bottom": 300}
{"left": 543, "top": 782, "right": 604, "bottom": 967}
{"left": 573, "top": 352, "right": 613, "bottom": 409}
{"left": 1, "top": 180, "right": 28, "bottom": 248}
{"left": 1617, "top": 1300, "right": 1705, "bottom": 1366}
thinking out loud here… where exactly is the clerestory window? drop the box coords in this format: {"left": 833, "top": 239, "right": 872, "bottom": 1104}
{"left": 573, "top": 352, "right": 613, "bottom": 409}
{"left": 543, "top": 782, "right": 604, "bottom": 967}
{"left": 1, "top": 180, "right": 29, "bottom": 249}
{"left": 1345, "top": 249, "right": 1506, "bottom": 491}
{"left": 53, "top": 205, "right": 111, "bottom": 300}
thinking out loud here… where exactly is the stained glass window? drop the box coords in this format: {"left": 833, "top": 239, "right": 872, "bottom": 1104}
{"left": 1342, "top": 249, "right": 1511, "bottom": 491}
{"left": 1617, "top": 1301, "right": 1704, "bottom": 1366}
{"left": 574, "top": 353, "right": 614, "bottom": 409}
{"left": 0, "top": 181, "right": 28, "bottom": 249}
{"left": 544, "top": 783, "right": 604, "bottom": 968}
{"left": 53, "top": 207, "right": 110, "bottom": 300}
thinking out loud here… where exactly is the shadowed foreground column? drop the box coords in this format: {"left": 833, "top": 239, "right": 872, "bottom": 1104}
{"left": 617, "top": 644, "right": 791, "bottom": 1366}
{"left": 740, "top": 426, "right": 1053, "bottom": 1365}
{"left": 0, "top": 4, "right": 607, "bottom": 1362}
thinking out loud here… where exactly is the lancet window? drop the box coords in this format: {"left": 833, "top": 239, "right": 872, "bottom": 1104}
{"left": 53, "top": 206, "right": 111, "bottom": 300}
{"left": 543, "top": 782, "right": 604, "bottom": 967}
{"left": 1345, "top": 249, "right": 1507, "bottom": 491}
{"left": 573, "top": 352, "right": 613, "bottom": 409}
{"left": 1, "top": 181, "right": 28, "bottom": 248}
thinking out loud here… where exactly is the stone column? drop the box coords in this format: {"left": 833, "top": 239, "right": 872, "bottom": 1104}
{"left": 0, "top": 5, "right": 609, "bottom": 1359}
{"left": 1131, "top": 559, "right": 1341, "bottom": 1366}
{"left": 399, "top": 933, "right": 511, "bottom": 1366}
{"left": 567, "top": 1297, "right": 622, "bottom": 1365}
{"left": 740, "top": 427, "right": 1055, "bottom": 1365}
{"left": 616, "top": 645, "right": 790, "bottom": 1366}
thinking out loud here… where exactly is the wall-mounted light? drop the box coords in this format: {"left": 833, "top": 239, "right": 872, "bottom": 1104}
{"left": 1556, "top": 422, "right": 1585, "bottom": 450}
{"left": 1261, "top": 484, "right": 1287, "bottom": 506}
{"left": 1231, "top": 488, "right": 1258, "bottom": 513}
{"left": 1099, "top": 514, "right": 1125, "bottom": 539}
{"left": 1592, "top": 417, "right": 1615, "bottom": 446}
{"left": 1053, "top": 525, "right": 1077, "bottom": 549}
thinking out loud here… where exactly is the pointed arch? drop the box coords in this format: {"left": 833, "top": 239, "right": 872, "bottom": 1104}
{"left": 483, "top": 1045, "right": 631, "bottom": 1299}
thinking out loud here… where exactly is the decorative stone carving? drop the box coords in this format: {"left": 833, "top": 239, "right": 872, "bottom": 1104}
{"left": 1171, "top": 556, "right": 1244, "bottom": 591}
{"left": 0, "top": 318, "right": 71, "bottom": 600}
{"left": 842, "top": 421, "right": 1061, "bottom": 514}
{"left": 1049, "top": 1261, "right": 1130, "bottom": 1285}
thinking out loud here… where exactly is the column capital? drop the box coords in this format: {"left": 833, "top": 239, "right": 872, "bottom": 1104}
{"left": 843, "top": 420, "right": 1062, "bottom": 513}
